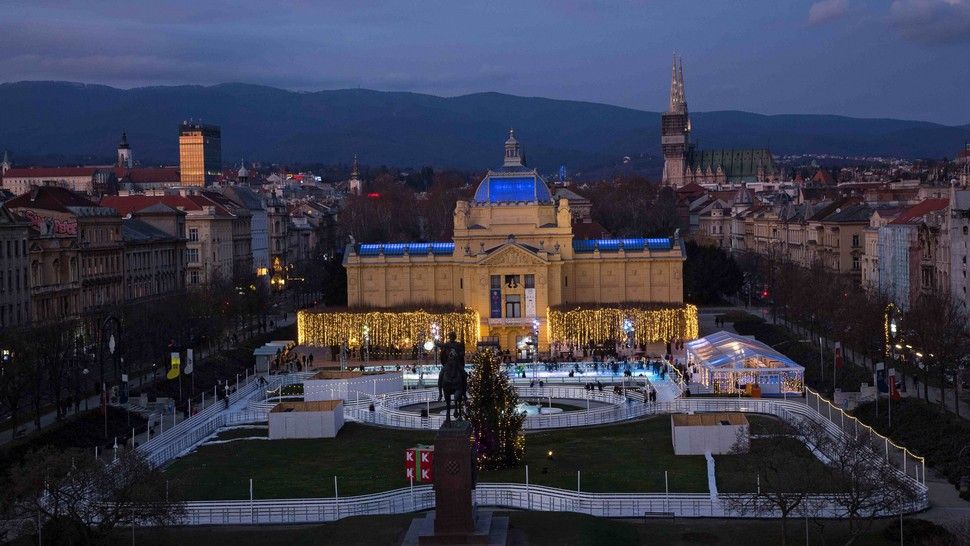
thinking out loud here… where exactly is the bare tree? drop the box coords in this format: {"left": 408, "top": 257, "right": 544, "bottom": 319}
{"left": 804, "top": 417, "right": 921, "bottom": 539}
{"left": 904, "top": 291, "right": 969, "bottom": 416}
{"left": 722, "top": 422, "right": 824, "bottom": 546}
{"left": 6, "top": 446, "right": 184, "bottom": 545}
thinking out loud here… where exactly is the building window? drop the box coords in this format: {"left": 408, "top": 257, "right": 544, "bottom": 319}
{"left": 459, "top": 278, "right": 463, "bottom": 289}
{"left": 852, "top": 255, "right": 860, "bottom": 271}
{"left": 490, "top": 275, "right": 500, "bottom": 290}
{"left": 852, "top": 234, "right": 860, "bottom": 248}
{"left": 189, "top": 270, "right": 200, "bottom": 284}
{"left": 186, "top": 248, "right": 199, "bottom": 263}
{"left": 189, "top": 228, "right": 199, "bottom": 242}
{"left": 505, "top": 295, "right": 521, "bottom": 318}
{"left": 525, "top": 274, "right": 535, "bottom": 289}
{"left": 504, "top": 275, "right": 520, "bottom": 288}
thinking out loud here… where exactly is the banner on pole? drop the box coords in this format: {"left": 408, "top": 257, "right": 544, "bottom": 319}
{"left": 185, "top": 348, "right": 194, "bottom": 375}
{"left": 405, "top": 445, "right": 435, "bottom": 482}
{"left": 525, "top": 288, "right": 536, "bottom": 318}
{"left": 167, "top": 352, "right": 181, "bottom": 380}
{"left": 834, "top": 342, "right": 843, "bottom": 369}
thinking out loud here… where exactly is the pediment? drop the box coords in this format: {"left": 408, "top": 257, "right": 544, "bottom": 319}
{"left": 478, "top": 243, "right": 547, "bottom": 266}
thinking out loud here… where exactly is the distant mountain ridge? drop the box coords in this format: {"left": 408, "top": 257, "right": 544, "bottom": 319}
{"left": 0, "top": 81, "right": 966, "bottom": 172}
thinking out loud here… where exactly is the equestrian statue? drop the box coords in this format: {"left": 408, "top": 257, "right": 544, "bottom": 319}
{"left": 436, "top": 331, "right": 468, "bottom": 422}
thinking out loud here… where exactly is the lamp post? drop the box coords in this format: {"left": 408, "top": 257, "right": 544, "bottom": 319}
{"left": 532, "top": 317, "right": 540, "bottom": 381}
{"left": 363, "top": 325, "right": 370, "bottom": 368}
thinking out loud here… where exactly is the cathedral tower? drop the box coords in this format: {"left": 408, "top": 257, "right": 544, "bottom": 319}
{"left": 661, "top": 55, "right": 691, "bottom": 187}
{"left": 117, "top": 131, "right": 133, "bottom": 168}
{"left": 349, "top": 154, "right": 364, "bottom": 195}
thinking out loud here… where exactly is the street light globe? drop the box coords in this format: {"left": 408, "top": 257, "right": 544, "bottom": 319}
{"left": 423, "top": 340, "right": 434, "bottom": 351}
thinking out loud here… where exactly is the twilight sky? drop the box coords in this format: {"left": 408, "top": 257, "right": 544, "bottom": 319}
{"left": 1, "top": 0, "right": 968, "bottom": 124}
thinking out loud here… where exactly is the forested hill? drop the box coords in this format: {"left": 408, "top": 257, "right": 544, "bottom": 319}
{"left": 0, "top": 81, "right": 967, "bottom": 170}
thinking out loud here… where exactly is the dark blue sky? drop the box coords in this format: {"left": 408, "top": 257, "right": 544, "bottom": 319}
{"left": 2, "top": 1, "right": 968, "bottom": 124}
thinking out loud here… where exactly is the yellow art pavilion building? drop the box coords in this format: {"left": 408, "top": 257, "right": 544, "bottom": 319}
{"left": 298, "top": 131, "right": 696, "bottom": 354}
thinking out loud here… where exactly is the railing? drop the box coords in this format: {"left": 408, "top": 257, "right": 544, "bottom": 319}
{"left": 803, "top": 388, "right": 925, "bottom": 484}
{"left": 345, "top": 387, "right": 654, "bottom": 431}
{"left": 178, "top": 481, "right": 926, "bottom": 526}
{"left": 158, "top": 377, "right": 928, "bottom": 523}
{"left": 138, "top": 373, "right": 307, "bottom": 468}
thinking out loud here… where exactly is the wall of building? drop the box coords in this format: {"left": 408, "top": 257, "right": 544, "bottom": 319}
{"left": 0, "top": 221, "right": 31, "bottom": 327}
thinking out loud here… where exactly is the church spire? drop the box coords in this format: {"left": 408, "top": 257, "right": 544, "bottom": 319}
{"left": 668, "top": 54, "right": 687, "bottom": 114}
{"left": 351, "top": 153, "right": 360, "bottom": 179}
{"left": 503, "top": 128, "right": 523, "bottom": 167}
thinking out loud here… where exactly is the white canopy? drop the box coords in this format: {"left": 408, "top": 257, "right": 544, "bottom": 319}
{"left": 686, "top": 331, "right": 804, "bottom": 394}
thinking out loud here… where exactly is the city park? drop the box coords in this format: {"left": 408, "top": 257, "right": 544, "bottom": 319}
{"left": 26, "top": 303, "right": 930, "bottom": 545}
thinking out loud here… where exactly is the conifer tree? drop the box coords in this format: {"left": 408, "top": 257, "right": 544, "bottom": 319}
{"left": 465, "top": 350, "right": 525, "bottom": 469}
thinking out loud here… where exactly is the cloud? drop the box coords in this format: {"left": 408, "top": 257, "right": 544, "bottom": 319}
{"left": 889, "top": 0, "right": 970, "bottom": 44}
{"left": 808, "top": 0, "right": 849, "bottom": 25}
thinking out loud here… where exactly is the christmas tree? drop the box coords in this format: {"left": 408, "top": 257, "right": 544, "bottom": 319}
{"left": 465, "top": 350, "right": 525, "bottom": 470}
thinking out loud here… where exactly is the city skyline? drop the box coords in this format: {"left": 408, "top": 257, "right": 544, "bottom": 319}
{"left": 0, "top": 1, "right": 968, "bottom": 125}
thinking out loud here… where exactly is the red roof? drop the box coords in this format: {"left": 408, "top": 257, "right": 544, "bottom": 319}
{"left": 889, "top": 199, "right": 948, "bottom": 225}
{"left": 812, "top": 169, "right": 835, "bottom": 185}
{"left": 3, "top": 167, "right": 102, "bottom": 178}
{"left": 5, "top": 186, "right": 98, "bottom": 212}
{"left": 101, "top": 194, "right": 231, "bottom": 217}
{"left": 675, "top": 182, "right": 706, "bottom": 195}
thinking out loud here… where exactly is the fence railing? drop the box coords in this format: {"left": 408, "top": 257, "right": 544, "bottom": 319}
{"left": 152, "top": 375, "right": 928, "bottom": 523}
{"left": 344, "top": 387, "right": 654, "bottom": 430}
{"left": 178, "top": 480, "right": 926, "bottom": 526}
{"left": 138, "top": 373, "right": 308, "bottom": 467}
{"left": 803, "top": 387, "right": 925, "bottom": 484}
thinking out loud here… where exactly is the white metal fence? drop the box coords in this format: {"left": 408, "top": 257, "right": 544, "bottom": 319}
{"left": 344, "top": 387, "right": 654, "bottom": 430}
{"left": 149, "top": 375, "right": 928, "bottom": 524}
{"left": 179, "top": 480, "right": 927, "bottom": 526}
{"left": 138, "top": 373, "right": 307, "bottom": 467}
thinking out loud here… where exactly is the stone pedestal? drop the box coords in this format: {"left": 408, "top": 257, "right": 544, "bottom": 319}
{"left": 402, "top": 420, "right": 507, "bottom": 545}
{"left": 431, "top": 420, "right": 476, "bottom": 537}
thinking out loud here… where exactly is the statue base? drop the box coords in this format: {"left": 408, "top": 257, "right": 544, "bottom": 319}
{"left": 401, "top": 511, "right": 508, "bottom": 546}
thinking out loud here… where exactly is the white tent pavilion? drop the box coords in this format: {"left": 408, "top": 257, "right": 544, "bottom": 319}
{"left": 685, "top": 331, "right": 804, "bottom": 395}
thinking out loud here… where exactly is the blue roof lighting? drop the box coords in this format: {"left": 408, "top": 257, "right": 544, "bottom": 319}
{"left": 572, "top": 238, "right": 673, "bottom": 253}
{"left": 357, "top": 242, "right": 455, "bottom": 256}
{"left": 473, "top": 174, "right": 552, "bottom": 204}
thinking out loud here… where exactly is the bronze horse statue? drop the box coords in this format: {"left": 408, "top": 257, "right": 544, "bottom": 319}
{"left": 437, "top": 331, "right": 467, "bottom": 422}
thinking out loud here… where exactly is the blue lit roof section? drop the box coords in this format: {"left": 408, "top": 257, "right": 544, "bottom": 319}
{"left": 357, "top": 242, "right": 455, "bottom": 256}
{"left": 572, "top": 238, "right": 673, "bottom": 253}
{"left": 473, "top": 173, "right": 553, "bottom": 204}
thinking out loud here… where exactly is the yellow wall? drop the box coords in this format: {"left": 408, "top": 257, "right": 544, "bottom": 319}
{"left": 343, "top": 198, "right": 686, "bottom": 351}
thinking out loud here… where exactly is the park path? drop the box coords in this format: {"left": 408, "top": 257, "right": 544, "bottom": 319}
{"left": 702, "top": 304, "right": 970, "bottom": 521}
{"left": 0, "top": 312, "right": 296, "bottom": 447}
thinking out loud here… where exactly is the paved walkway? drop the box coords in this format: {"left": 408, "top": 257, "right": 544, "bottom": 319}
{"left": 703, "top": 304, "right": 970, "bottom": 519}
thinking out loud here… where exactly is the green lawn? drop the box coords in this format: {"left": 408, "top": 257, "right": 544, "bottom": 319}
{"left": 100, "top": 511, "right": 913, "bottom": 546}
{"left": 165, "top": 418, "right": 708, "bottom": 499}
{"left": 212, "top": 427, "right": 268, "bottom": 441}
{"left": 715, "top": 415, "right": 834, "bottom": 493}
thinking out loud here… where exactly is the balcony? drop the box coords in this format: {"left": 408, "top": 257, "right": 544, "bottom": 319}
{"left": 487, "top": 317, "right": 537, "bottom": 327}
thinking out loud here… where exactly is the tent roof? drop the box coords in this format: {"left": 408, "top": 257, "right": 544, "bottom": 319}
{"left": 685, "top": 331, "right": 804, "bottom": 371}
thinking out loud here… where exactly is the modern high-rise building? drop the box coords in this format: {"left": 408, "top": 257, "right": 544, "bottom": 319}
{"left": 179, "top": 122, "right": 222, "bottom": 186}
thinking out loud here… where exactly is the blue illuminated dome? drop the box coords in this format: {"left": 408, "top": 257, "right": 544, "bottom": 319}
{"left": 473, "top": 129, "right": 553, "bottom": 204}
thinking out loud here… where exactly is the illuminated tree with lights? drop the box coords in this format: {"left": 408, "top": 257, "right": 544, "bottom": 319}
{"left": 465, "top": 350, "right": 525, "bottom": 470}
